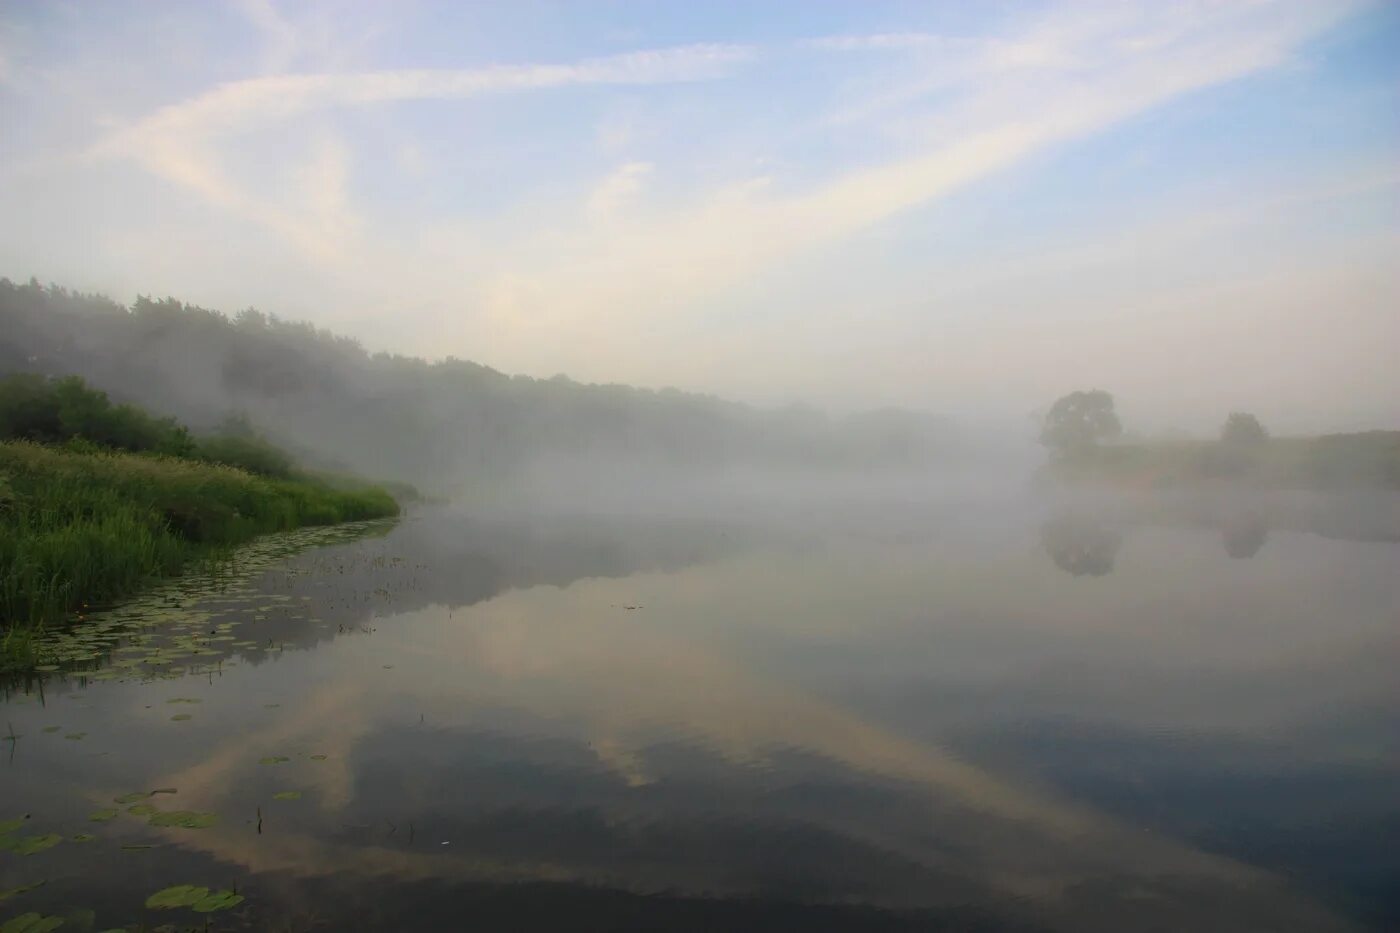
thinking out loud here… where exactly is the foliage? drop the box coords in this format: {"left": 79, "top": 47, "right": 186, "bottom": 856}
{"left": 0, "top": 373, "right": 194, "bottom": 456}
{"left": 0, "top": 373, "right": 306, "bottom": 478}
{"left": 1039, "top": 390, "right": 1121, "bottom": 456}
{"left": 0, "top": 441, "right": 398, "bottom": 666}
{"left": 0, "top": 278, "right": 967, "bottom": 489}
{"left": 1221, "top": 412, "right": 1268, "bottom": 447}
{"left": 195, "top": 432, "right": 295, "bottom": 478}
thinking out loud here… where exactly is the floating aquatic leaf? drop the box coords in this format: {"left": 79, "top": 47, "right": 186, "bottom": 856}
{"left": 40, "top": 727, "right": 60, "bottom": 734}
{"left": 272, "top": 791, "right": 301, "bottom": 801}
{"left": 71, "top": 833, "right": 95, "bottom": 843}
{"left": 191, "top": 889, "right": 245, "bottom": 913}
{"left": 145, "top": 885, "right": 208, "bottom": 909}
{"left": 88, "top": 809, "right": 118, "bottom": 822}
{"left": 151, "top": 787, "right": 178, "bottom": 795}
{"left": 114, "top": 792, "right": 152, "bottom": 804}
{"left": 309, "top": 754, "right": 327, "bottom": 761}
{"left": 33, "top": 665, "right": 59, "bottom": 672}
{"left": 0, "top": 834, "right": 62, "bottom": 855}
{"left": 119, "top": 844, "right": 154, "bottom": 851}
{"left": 169, "top": 714, "right": 191, "bottom": 722}
{"left": 0, "top": 881, "right": 45, "bottom": 902}
{"left": 0, "top": 817, "right": 26, "bottom": 835}
{"left": 165, "top": 698, "right": 201, "bottom": 704}
{"left": 0, "top": 912, "right": 64, "bottom": 933}
{"left": 147, "top": 810, "right": 217, "bottom": 829}
{"left": 63, "top": 733, "right": 86, "bottom": 741}
{"left": 126, "top": 804, "right": 158, "bottom": 816}
{"left": 258, "top": 756, "right": 289, "bottom": 765}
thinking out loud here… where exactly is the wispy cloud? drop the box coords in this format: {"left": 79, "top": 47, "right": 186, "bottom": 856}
{"left": 88, "top": 42, "right": 753, "bottom": 262}
{"left": 4, "top": 0, "right": 1388, "bottom": 423}
{"left": 467, "top": 1, "right": 1359, "bottom": 360}
{"left": 94, "top": 44, "right": 752, "bottom": 153}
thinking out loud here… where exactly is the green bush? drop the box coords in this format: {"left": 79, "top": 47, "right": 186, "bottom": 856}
{"left": 0, "top": 373, "right": 196, "bottom": 455}
{"left": 196, "top": 433, "right": 296, "bottom": 478}
{"left": 0, "top": 442, "right": 399, "bottom": 653}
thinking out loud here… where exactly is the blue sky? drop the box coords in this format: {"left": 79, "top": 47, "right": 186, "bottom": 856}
{"left": 1, "top": 0, "right": 1396, "bottom": 431}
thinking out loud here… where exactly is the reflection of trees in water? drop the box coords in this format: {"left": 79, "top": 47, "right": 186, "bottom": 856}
{"left": 227, "top": 512, "right": 754, "bottom": 661}
{"left": 1222, "top": 513, "right": 1268, "bottom": 559}
{"left": 1041, "top": 514, "right": 1122, "bottom": 577}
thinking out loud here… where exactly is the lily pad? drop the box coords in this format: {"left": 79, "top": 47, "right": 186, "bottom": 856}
{"left": 89, "top": 809, "right": 119, "bottom": 822}
{"left": 169, "top": 714, "right": 192, "bottom": 722}
{"left": 272, "top": 791, "right": 301, "bottom": 800}
{"left": 0, "top": 881, "right": 46, "bottom": 902}
{"left": 191, "top": 890, "right": 245, "bottom": 913}
{"left": 71, "top": 833, "right": 96, "bottom": 843}
{"left": 147, "top": 810, "right": 217, "bottom": 829}
{"left": 258, "top": 756, "right": 289, "bottom": 765}
{"left": 0, "top": 834, "right": 62, "bottom": 855}
{"left": 63, "top": 733, "right": 86, "bottom": 741}
{"left": 309, "top": 754, "right": 328, "bottom": 761}
{"left": 145, "top": 885, "right": 209, "bottom": 909}
{"left": 0, "top": 913, "right": 64, "bottom": 933}
{"left": 0, "top": 817, "right": 27, "bottom": 835}
{"left": 126, "top": 804, "right": 158, "bottom": 816}
{"left": 165, "top": 698, "right": 201, "bottom": 704}
{"left": 114, "top": 792, "right": 153, "bottom": 804}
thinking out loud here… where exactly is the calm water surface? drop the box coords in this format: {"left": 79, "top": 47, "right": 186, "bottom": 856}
{"left": 2, "top": 500, "right": 1396, "bottom": 931}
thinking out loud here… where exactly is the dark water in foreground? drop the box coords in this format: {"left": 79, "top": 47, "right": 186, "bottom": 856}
{"left": 2, "top": 500, "right": 1397, "bottom": 932}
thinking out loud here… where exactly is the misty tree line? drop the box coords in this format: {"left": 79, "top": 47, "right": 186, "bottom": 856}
{"left": 0, "top": 278, "right": 969, "bottom": 489}
{"left": 1038, "top": 389, "right": 1269, "bottom": 457}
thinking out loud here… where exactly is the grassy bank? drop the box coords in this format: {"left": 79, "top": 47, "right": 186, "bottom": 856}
{"left": 1046, "top": 431, "right": 1400, "bottom": 491}
{"left": 0, "top": 441, "right": 398, "bottom": 670}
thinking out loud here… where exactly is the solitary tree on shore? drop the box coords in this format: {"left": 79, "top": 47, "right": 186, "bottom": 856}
{"left": 1040, "top": 390, "right": 1121, "bottom": 458}
{"left": 1221, "top": 412, "right": 1268, "bottom": 447}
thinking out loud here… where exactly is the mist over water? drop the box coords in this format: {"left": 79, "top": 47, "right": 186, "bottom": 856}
{"left": 4, "top": 481, "right": 1398, "bottom": 930}
{"left": 3, "top": 2, "right": 1399, "bottom": 930}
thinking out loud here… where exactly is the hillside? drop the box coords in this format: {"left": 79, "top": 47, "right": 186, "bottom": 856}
{"left": 0, "top": 278, "right": 968, "bottom": 492}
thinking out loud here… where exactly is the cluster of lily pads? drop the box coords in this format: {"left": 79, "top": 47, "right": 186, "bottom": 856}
{"left": 0, "top": 817, "right": 60, "bottom": 856}
{"left": 20, "top": 519, "right": 395, "bottom": 679}
{"left": 144, "top": 884, "right": 244, "bottom": 913}
{"left": 0, "top": 881, "right": 245, "bottom": 933}
{"left": 2, "top": 523, "right": 391, "bottom": 930}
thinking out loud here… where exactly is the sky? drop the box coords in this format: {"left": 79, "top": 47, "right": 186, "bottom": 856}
{"left": 1, "top": 0, "right": 1397, "bottom": 432}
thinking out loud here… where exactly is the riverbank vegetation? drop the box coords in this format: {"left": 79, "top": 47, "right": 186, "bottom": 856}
{"left": 1, "top": 278, "right": 975, "bottom": 493}
{"left": 0, "top": 375, "right": 400, "bottom": 670}
{"left": 1039, "top": 390, "right": 1400, "bottom": 491}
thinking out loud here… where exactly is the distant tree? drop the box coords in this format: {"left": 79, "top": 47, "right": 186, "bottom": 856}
{"left": 1039, "top": 390, "right": 1121, "bottom": 457}
{"left": 1221, "top": 412, "right": 1268, "bottom": 447}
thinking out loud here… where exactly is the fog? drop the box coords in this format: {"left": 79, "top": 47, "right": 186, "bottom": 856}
{"left": 2, "top": 1, "right": 1398, "bottom": 434}
{"left": 3, "top": 4, "right": 1400, "bottom": 931}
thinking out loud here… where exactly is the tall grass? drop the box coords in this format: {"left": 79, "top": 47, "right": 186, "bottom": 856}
{"left": 0, "top": 441, "right": 398, "bottom": 662}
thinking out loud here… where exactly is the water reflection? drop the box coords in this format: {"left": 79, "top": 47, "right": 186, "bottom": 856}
{"left": 1040, "top": 514, "right": 1121, "bottom": 576}
{"left": 1223, "top": 512, "right": 1269, "bottom": 559}
{"left": 2, "top": 505, "right": 1397, "bottom": 931}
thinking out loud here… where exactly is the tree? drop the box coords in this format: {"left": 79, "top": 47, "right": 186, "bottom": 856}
{"left": 1221, "top": 412, "right": 1268, "bottom": 447}
{"left": 1039, "top": 390, "right": 1121, "bottom": 456}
